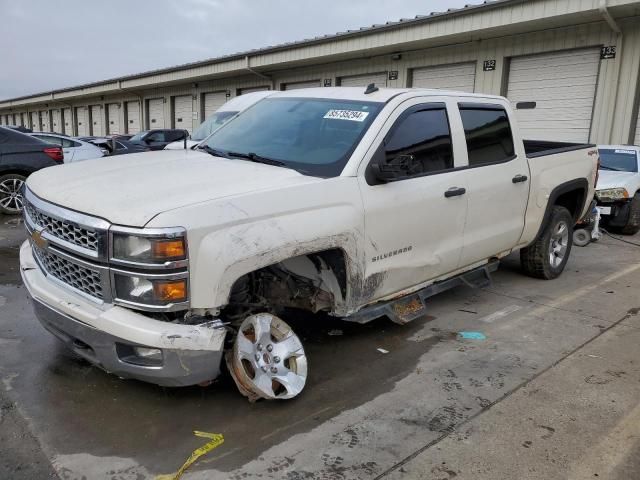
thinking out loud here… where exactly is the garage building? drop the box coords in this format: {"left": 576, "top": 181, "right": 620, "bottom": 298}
{"left": 1, "top": 0, "right": 640, "bottom": 146}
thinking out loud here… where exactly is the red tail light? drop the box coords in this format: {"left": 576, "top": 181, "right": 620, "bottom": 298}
{"left": 43, "top": 147, "right": 64, "bottom": 163}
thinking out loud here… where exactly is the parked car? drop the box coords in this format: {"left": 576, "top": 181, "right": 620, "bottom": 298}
{"left": 84, "top": 137, "right": 150, "bottom": 156}
{"left": 595, "top": 145, "right": 640, "bottom": 234}
{"left": 20, "top": 88, "right": 598, "bottom": 400}
{"left": 164, "top": 91, "right": 273, "bottom": 150}
{"left": 0, "top": 126, "right": 62, "bottom": 214}
{"left": 1, "top": 125, "right": 33, "bottom": 133}
{"left": 128, "top": 129, "right": 188, "bottom": 150}
{"left": 30, "top": 132, "right": 104, "bottom": 163}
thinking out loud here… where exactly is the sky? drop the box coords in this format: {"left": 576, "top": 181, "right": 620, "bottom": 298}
{"left": 0, "top": 0, "right": 474, "bottom": 101}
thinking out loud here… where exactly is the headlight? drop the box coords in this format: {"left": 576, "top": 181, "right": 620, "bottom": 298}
{"left": 113, "top": 273, "right": 188, "bottom": 307}
{"left": 111, "top": 227, "right": 187, "bottom": 266}
{"left": 596, "top": 188, "right": 629, "bottom": 202}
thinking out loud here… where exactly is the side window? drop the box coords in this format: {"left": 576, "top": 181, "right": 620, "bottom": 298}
{"left": 147, "top": 131, "right": 166, "bottom": 142}
{"left": 62, "top": 138, "right": 78, "bottom": 148}
{"left": 169, "top": 130, "right": 186, "bottom": 142}
{"left": 383, "top": 105, "right": 454, "bottom": 177}
{"left": 459, "top": 105, "right": 515, "bottom": 166}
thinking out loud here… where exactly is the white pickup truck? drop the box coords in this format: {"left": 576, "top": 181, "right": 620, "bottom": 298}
{"left": 20, "top": 87, "right": 598, "bottom": 401}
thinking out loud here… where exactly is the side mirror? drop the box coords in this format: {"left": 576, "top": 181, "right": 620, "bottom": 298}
{"left": 371, "top": 153, "right": 420, "bottom": 183}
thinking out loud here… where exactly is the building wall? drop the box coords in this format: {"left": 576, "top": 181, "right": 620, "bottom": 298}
{"left": 2, "top": 17, "right": 640, "bottom": 144}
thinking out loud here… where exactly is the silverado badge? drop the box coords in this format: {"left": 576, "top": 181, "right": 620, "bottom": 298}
{"left": 31, "top": 228, "right": 48, "bottom": 250}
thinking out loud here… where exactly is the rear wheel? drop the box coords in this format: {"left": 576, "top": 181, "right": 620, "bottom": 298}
{"left": 0, "top": 173, "right": 27, "bottom": 215}
{"left": 621, "top": 193, "right": 640, "bottom": 235}
{"left": 521, "top": 206, "right": 573, "bottom": 279}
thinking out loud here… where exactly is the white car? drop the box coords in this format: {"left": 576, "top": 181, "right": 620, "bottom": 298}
{"left": 164, "top": 90, "right": 273, "bottom": 150}
{"left": 595, "top": 145, "right": 640, "bottom": 234}
{"left": 30, "top": 133, "right": 104, "bottom": 163}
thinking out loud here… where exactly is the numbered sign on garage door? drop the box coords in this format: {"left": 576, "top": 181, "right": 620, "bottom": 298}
{"left": 107, "top": 104, "right": 120, "bottom": 134}
{"left": 507, "top": 48, "right": 600, "bottom": 142}
{"left": 40, "top": 111, "right": 51, "bottom": 132}
{"left": 173, "top": 95, "right": 192, "bottom": 133}
{"left": 90, "top": 105, "right": 103, "bottom": 136}
{"left": 148, "top": 98, "right": 165, "bottom": 128}
{"left": 51, "top": 110, "right": 61, "bottom": 132}
{"left": 126, "top": 101, "right": 140, "bottom": 133}
{"left": 62, "top": 108, "right": 72, "bottom": 135}
{"left": 339, "top": 72, "right": 387, "bottom": 88}
{"left": 283, "top": 80, "right": 321, "bottom": 90}
{"left": 203, "top": 91, "right": 227, "bottom": 118}
{"left": 411, "top": 63, "right": 476, "bottom": 92}
{"left": 75, "top": 107, "right": 89, "bottom": 136}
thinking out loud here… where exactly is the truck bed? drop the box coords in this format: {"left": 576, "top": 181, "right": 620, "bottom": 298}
{"left": 524, "top": 140, "right": 595, "bottom": 158}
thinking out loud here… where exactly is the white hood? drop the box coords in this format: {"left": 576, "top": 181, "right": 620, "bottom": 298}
{"left": 597, "top": 170, "right": 640, "bottom": 193}
{"left": 26, "top": 149, "right": 319, "bottom": 227}
{"left": 164, "top": 140, "right": 199, "bottom": 150}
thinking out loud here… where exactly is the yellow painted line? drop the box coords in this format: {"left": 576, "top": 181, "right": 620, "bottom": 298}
{"left": 156, "top": 431, "right": 224, "bottom": 480}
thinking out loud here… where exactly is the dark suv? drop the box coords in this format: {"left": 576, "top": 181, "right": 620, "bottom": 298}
{"left": 128, "top": 129, "right": 188, "bottom": 150}
{"left": 0, "top": 127, "right": 63, "bottom": 214}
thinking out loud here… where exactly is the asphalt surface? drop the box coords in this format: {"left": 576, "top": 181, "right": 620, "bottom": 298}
{"left": 1, "top": 213, "right": 640, "bottom": 480}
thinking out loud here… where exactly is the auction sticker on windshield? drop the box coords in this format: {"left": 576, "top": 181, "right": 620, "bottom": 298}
{"left": 324, "top": 110, "right": 370, "bottom": 122}
{"left": 615, "top": 149, "right": 636, "bottom": 155}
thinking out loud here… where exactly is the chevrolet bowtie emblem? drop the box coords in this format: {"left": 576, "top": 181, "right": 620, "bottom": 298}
{"left": 31, "top": 228, "right": 48, "bottom": 250}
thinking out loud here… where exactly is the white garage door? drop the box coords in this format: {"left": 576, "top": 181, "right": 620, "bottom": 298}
{"left": 13, "top": 113, "right": 21, "bottom": 126}
{"left": 40, "top": 111, "right": 51, "bottom": 132}
{"left": 238, "top": 86, "right": 269, "bottom": 95}
{"left": 173, "top": 95, "right": 193, "bottom": 133}
{"left": 203, "top": 91, "right": 227, "bottom": 118}
{"left": 283, "top": 80, "right": 322, "bottom": 90}
{"left": 107, "top": 104, "right": 120, "bottom": 134}
{"left": 412, "top": 63, "right": 476, "bottom": 92}
{"left": 76, "top": 107, "right": 89, "bottom": 136}
{"left": 51, "top": 110, "right": 61, "bottom": 132}
{"left": 30, "top": 112, "right": 39, "bottom": 130}
{"left": 339, "top": 72, "right": 388, "bottom": 88}
{"left": 126, "top": 101, "right": 141, "bottom": 133}
{"left": 507, "top": 48, "right": 601, "bottom": 142}
{"left": 62, "top": 108, "right": 72, "bottom": 135}
{"left": 148, "top": 98, "right": 165, "bottom": 128}
{"left": 90, "top": 105, "right": 103, "bottom": 136}
{"left": 634, "top": 109, "right": 640, "bottom": 146}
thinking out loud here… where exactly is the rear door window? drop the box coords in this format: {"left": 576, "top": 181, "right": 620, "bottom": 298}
{"left": 459, "top": 105, "right": 515, "bottom": 166}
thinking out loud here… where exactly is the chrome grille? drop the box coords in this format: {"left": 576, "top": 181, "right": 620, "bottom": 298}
{"left": 25, "top": 202, "right": 99, "bottom": 251}
{"left": 33, "top": 246, "right": 104, "bottom": 300}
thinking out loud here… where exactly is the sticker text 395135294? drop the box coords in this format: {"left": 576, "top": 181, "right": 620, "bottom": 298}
{"left": 324, "top": 110, "right": 370, "bottom": 122}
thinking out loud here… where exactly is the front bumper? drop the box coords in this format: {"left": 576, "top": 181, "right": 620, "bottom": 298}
{"left": 20, "top": 241, "right": 226, "bottom": 387}
{"left": 596, "top": 199, "right": 631, "bottom": 228}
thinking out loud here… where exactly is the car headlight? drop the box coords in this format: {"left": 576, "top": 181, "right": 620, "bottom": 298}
{"left": 111, "top": 227, "right": 187, "bottom": 266}
{"left": 596, "top": 188, "right": 629, "bottom": 201}
{"left": 113, "top": 273, "right": 188, "bottom": 307}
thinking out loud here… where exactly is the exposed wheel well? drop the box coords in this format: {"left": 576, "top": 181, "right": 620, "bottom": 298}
{"left": 554, "top": 188, "right": 586, "bottom": 221}
{"left": 0, "top": 170, "right": 31, "bottom": 178}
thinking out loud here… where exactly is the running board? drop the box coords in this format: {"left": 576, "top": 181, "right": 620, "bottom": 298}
{"left": 346, "top": 260, "right": 499, "bottom": 325}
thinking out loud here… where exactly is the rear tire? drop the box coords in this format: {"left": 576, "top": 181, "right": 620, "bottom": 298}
{"left": 0, "top": 173, "right": 27, "bottom": 215}
{"left": 621, "top": 193, "right": 640, "bottom": 235}
{"left": 521, "top": 206, "right": 573, "bottom": 279}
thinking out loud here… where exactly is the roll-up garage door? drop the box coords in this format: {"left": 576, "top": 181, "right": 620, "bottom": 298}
{"left": 339, "top": 72, "right": 387, "bottom": 88}
{"left": 51, "top": 110, "right": 61, "bottom": 132}
{"left": 412, "top": 63, "right": 476, "bottom": 92}
{"left": 506, "top": 48, "right": 600, "bottom": 143}
{"left": 173, "top": 95, "right": 192, "bottom": 133}
{"left": 13, "top": 113, "right": 21, "bottom": 126}
{"left": 30, "top": 112, "right": 39, "bottom": 130}
{"left": 283, "top": 80, "right": 322, "bottom": 90}
{"left": 76, "top": 107, "right": 89, "bottom": 136}
{"left": 634, "top": 109, "right": 640, "bottom": 146}
{"left": 203, "top": 92, "right": 227, "bottom": 118}
{"left": 238, "top": 86, "right": 269, "bottom": 95}
{"left": 40, "top": 111, "right": 51, "bottom": 132}
{"left": 126, "top": 101, "right": 141, "bottom": 133}
{"left": 62, "top": 108, "right": 72, "bottom": 135}
{"left": 107, "top": 104, "right": 120, "bottom": 134}
{"left": 90, "top": 105, "right": 103, "bottom": 136}
{"left": 147, "top": 98, "right": 165, "bottom": 128}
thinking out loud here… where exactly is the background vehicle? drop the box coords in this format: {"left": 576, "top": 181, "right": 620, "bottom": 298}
{"left": 595, "top": 146, "right": 640, "bottom": 235}
{"left": 128, "top": 129, "right": 188, "bottom": 150}
{"left": 0, "top": 126, "right": 62, "bottom": 214}
{"left": 1, "top": 125, "right": 32, "bottom": 133}
{"left": 30, "top": 132, "right": 104, "bottom": 162}
{"left": 20, "top": 88, "right": 598, "bottom": 400}
{"left": 164, "top": 91, "right": 273, "bottom": 150}
{"left": 84, "top": 137, "right": 150, "bottom": 156}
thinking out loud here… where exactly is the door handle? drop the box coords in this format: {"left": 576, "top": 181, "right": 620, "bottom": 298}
{"left": 512, "top": 174, "right": 528, "bottom": 183}
{"left": 444, "top": 187, "right": 466, "bottom": 198}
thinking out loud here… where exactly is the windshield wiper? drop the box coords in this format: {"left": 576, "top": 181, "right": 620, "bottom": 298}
{"left": 197, "top": 145, "right": 229, "bottom": 158}
{"left": 226, "top": 151, "right": 287, "bottom": 167}
{"left": 599, "top": 165, "right": 622, "bottom": 171}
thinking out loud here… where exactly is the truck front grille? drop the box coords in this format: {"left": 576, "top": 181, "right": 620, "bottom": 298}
{"left": 33, "top": 245, "right": 104, "bottom": 300}
{"left": 25, "top": 202, "right": 99, "bottom": 252}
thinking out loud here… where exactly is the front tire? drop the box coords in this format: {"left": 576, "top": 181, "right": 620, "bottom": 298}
{"left": 621, "top": 193, "right": 640, "bottom": 235}
{"left": 0, "top": 173, "right": 27, "bottom": 215}
{"left": 521, "top": 206, "right": 574, "bottom": 279}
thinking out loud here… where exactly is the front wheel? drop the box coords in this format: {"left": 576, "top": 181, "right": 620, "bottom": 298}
{"left": 0, "top": 173, "right": 27, "bottom": 215}
{"left": 521, "top": 206, "right": 574, "bottom": 279}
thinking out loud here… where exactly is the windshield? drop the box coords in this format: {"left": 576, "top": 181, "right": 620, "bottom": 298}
{"left": 192, "top": 111, "right": 237, "bottom": 141}
{"left": 202, "top": 97, "right": 383, "bottom": 177}
{"left": 599, "top": 148, "right": 638, "bottom": 172}
{"left": 129, "top": 131, "right": 148, "bottom": 142}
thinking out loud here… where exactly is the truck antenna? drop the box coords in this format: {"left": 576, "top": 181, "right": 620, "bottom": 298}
{"left": 364, "top": 83, "right": 379, "bottom": 94}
